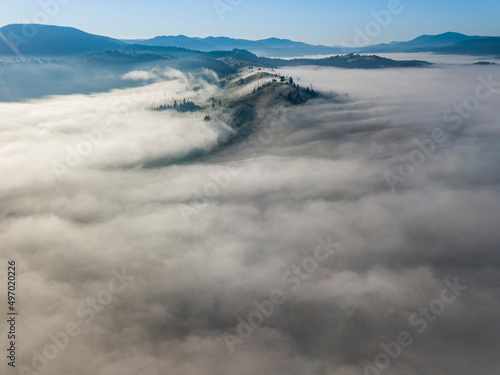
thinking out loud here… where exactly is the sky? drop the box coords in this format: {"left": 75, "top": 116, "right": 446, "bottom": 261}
{"left": 1, "top": 0, "right": 499, "bottom": 45}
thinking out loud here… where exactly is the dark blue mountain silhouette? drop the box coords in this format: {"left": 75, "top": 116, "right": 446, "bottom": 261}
{"left": 131, "top": 32, "right": 493, "bottom": 56}
{"left": 431, "top": 37, "right": 500, "bottom": 56}
{"left": 135, "top": 35, "right": 342, "bottom": 57}
{"left": 359, "top": 32, "right": 485, "bottom": 53}
{"left": 0, "top": 24, "right": 125, "bottom": 56}
{"left": 0, "top": 24, "right": 497, "bottom": 57}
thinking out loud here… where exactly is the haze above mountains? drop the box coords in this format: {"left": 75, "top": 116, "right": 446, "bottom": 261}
{"left": 0, "top": 24, "right": 499, "bottom": 58}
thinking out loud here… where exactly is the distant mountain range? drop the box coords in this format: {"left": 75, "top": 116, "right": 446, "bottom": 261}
{"left": 127, "top": 31, "right": 500, "bottom": 57}
{"left": 432, "top": 37, "right": 500, "bottom": 56}
{"left": 356, "top": 32, "right": 486, "bottom": 53}
{"left": 0, "top": 24, "right": 125, "bottom": 55}
{"left": 0, "top": 24, "right": 499, "bottom": 58}
{"left": 128, "top": 35, "right": 343, "bottom": 57}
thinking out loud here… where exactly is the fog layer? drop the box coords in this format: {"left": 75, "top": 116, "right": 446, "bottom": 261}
{"left": 1, "top": 63, "right": 499, "bottom": 375}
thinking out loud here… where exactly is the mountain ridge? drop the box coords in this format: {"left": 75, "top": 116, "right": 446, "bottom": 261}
{"left": 0, "top": 24, "right": 125, "bottom": 56}
{"left": 133, "top": 31, "right": 496, "bottom": 56}
{"left": 0, "top": 24, "right": 498, "bottom": 58}
{"left": 431, "top": 37, "right": 500, "bottom": 56}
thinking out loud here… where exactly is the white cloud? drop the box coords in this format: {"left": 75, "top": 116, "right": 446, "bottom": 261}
{"left": 1, "top": 63, "right": 500, "bottom": 375}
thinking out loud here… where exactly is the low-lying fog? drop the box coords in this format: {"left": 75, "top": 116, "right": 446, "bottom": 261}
{"left": 1, "top": 61, "right": 499, "bottom": 375}
{"left": 279, "top": 52, "right": 500, "bottom": 65}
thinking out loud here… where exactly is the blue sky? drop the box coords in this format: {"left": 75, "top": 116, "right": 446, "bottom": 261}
{"left": 1, "top": 0, "right": 499, "bottom": 45}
